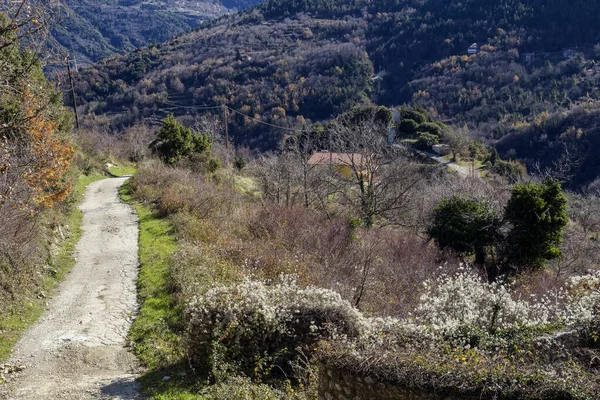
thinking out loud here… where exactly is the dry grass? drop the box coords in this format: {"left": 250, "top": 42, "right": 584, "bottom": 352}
{"left": 129, "top": 160, "right": 457, "bottom": 318}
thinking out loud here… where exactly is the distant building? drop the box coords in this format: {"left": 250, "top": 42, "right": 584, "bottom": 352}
{"left": 308, "top": 152, "right": 366, "bottom": 167}
{"left": 308, "top": 151, "right": 372, "bottom": 177}
{"left": 563, "top": 49, "right": 578, "bottom": 59}
{"left": 468, "top": 43, "right": 478, "bottom": 55}
{"left": 524, "top": 52, "right": 535, "bottom": 62}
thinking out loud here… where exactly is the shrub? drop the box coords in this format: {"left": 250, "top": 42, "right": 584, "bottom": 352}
{"left": 413, "top": 268, "right": 567, "bottom": 339}
{"left": 419, "top": 121, "right": 444, "bottom": 137}
{"left": 233, "top": 155, "right": 246, "bottom": 171}
{"left": 206, "top": 157, "right": 222, "bottom": 173}
{"left": 491, "top": 159, "right": 526, "bottom": 183}
{"left": 415, "top": 131, "right": 439, "bottom": 150}
{"left": 504, "top": 179, "right": 568, "bottom": 271}
{"left": 428, "top": 196, "right": 501, "bottom": 265}
{"left": 150, "top": 114, "right": 211, "bottom": 165}
{"left": 185, "top": 275, "right": 362, "bottom": 379}
{"left": 397, "top": 118, "right": 419, "bottom": 136}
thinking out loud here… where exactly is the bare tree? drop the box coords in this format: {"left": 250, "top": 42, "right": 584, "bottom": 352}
{"left": 191, "top": 114, "right": 225, "bottom": 144}
{"left": 0, "top": 0, "right": 62, "bottom": 51}
{"left": 283, "top": 130, "right": 338, "bottom": 210}
{"left": 328, "top": 115, "right": 423, "bottom": 228}
{"left": 254, "top": 152, "right": 299, "bottom": 207}
{"left": 443, "top": 125, "right": 471, "bottom": 162}
{"left": 122, "top": 124, "right": 155, "bottom": 162}
{"left": 532, "top": 143, "right": 582, "bottom": 184}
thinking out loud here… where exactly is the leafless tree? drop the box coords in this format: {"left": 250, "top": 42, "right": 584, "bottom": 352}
{"left": 532, "top": 143, "right": 582, "bottom": 184}
{"left": 568, "top": 190, "right": 600, "bottom": 237}
{"left": 0, "top": 0, "right": 62, "bottom": 50}
{"left": 443, "top": 125, "right": 471, "bottom": 162}
{"left": 122, "top": 124, "right": 155, "bottom": 162}
{"left": 328, "top": 115, "right": 423, "bottom": 228}
{"left": 283, "top": 131, "right": 338, "bottom": 211}
{"left": 191, "top": 114, "right": 225, "bottom": 144}
{"left": 254, "top": 152, "right": 299, "bottom": 207}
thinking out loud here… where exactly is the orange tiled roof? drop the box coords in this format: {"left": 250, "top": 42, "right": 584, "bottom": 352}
{"left": 308, "top": 152, "right": 365, "bottom": 166}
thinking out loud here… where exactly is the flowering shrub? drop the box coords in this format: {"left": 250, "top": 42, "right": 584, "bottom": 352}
{"left": 185, "top": 275, "right": 363, "bottom": 379}
{"left": 566, "top": 271, "right": 600, "bottom": 339}
{"left": 412, "top": 268, "right": 568, "bottom": 337}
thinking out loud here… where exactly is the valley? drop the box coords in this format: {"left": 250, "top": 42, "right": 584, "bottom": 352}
{"left": 1, "top": 1, "right": 600, "bottom": 399}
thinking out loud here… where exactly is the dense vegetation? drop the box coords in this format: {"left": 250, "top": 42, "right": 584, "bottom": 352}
{"left": 72, "top": 0, "right": 600, "bottom": 188}
{"left": 4, "top": 1, "right": 600, "bottom": 398}
{"left": 0, "top": 8, "right": 96, "bottom": 360}
{"left": 98, "top": 108, "right": 600, "bottom": 398}
{"left": 49, "top": 0, "right": 264, "bottom": 64}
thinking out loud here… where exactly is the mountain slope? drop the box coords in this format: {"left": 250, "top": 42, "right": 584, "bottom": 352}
{"left": 74, "top": 0, "right": 600, "bottom": 187}
{"left": 52, "top": 0, "right": 263, "bottom": 64}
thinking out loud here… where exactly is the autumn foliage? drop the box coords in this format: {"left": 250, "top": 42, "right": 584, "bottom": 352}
{"left": 1, "top": 10, "right": 75, "bottom": 310}
{"left": 21, "top": 91, "right": 74, "bottom": 208}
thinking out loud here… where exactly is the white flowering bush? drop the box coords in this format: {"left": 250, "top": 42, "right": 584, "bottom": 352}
{"left": 397, "top": 266, "right": 600, "bottom": 353}
{"left": 185, "top": 274, "right": 363, "bottom": 379}
{"left": 412, "top": 268, "right": 568, "bottom": 338}
{"left": 565, "top": 271, "right": 600, "bottom": 346}
{"left": 185, "top": 265, "right": 600, "bottom": 396}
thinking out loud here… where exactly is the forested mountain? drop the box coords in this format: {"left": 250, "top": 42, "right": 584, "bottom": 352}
{"left": 50, "top": 0, "right": 264, "bottom": 64}
{"left": 74, "top": 0, "right": 600, "bottom": 188}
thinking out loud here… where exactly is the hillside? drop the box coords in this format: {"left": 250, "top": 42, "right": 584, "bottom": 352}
{"left": 51, "top": 0, "right": 263, "bottom": 64}
{"left": 74, "top": 0, "right": 600, "bottom": 188}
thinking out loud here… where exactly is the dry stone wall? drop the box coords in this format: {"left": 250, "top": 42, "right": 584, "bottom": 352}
{"left": 318, "top": 365, "right": 474, "bottom": 400}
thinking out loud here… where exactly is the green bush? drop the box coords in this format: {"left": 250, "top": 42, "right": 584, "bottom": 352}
{"left": 428, "top": 196, "right": 501, "bottom": 265}
{"left": 414, "top": 132, "right": 439, "bottom": 150}
{"left": 206, "top": 157, "right": 222, "bottom": 173}
{"left": 398, "top": 119, "right": 420, "bottom": 136}
{"left": 419, "top": 122, "right": 444, "bottom": 137}
{"left": 504, "top": 179, "right": 568, "bottom": 271}
{"left": 233, "top": 155, "right": 246, "bottom": 171}
{"left": 150, "top": 114, "right": 211, "bottom": 165}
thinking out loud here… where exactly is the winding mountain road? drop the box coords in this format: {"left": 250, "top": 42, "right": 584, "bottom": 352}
{"left": 0, "top": 177, "right": 141, "bottom": 400}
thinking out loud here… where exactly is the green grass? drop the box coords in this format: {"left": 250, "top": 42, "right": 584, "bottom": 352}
{"left": 401, "top": 138, "right": 418, "bottom": 145}
{"left": 0, "top": 302, "right": 45, "bottom": 364}
{"left": 108, "top": 162, "right": 137, "bottom": 177}
{"left": 0, "top": 171, "right": 106, "bottom": 363}
{"left": 120, "top": 181, "right": 197, "bottom": 398}
{"left": 234, "top": 174, "right": 261, "bottom": 198}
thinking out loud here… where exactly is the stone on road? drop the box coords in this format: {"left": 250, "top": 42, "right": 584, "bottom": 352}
{"left": 0, "top": 177, "right": 140, "bottom": 400}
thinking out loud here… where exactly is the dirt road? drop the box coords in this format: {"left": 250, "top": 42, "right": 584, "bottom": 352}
{"left": 0, "top": 177, "right": 141, "bottom": 400}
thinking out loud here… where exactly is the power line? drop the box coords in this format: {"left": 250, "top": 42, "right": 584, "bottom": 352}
{"left": 154, "top": 98, "right": 299, "bottom": 132}
{"left": 225, "top": 106, "right": 298, "bottom": 132}
{"left": 154, "top": 99, "right": 222, "bottom": 110}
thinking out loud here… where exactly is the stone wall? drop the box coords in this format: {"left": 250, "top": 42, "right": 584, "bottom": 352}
{"left": 318, "top": 365, "right": 474, "bottom": 400}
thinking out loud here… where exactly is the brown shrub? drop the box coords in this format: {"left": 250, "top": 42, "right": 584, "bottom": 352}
{"left": 132, "top": 161, "right": 460, "bottom": 318}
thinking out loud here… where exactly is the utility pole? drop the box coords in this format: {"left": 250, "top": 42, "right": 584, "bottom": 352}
{"left": 222, "top": 104, "right": 229, "bottom": 150}
{"left": 66, "top": 57, "right": 80, "bottom": 130}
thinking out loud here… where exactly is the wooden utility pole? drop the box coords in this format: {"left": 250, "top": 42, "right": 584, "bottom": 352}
{"left": 222, "top": 104, "right": 230, "bottom": 149}
{"left": 66, "top": 57, "right": 80, "bottom": 130}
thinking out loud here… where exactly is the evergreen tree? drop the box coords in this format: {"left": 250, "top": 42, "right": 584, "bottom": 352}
{"left": 151, "top": 115, "right": 211, "bottom": 165}
{"left": 503, "top": 179, "right": 568, "bottom": 271}
{"left": 428, "top": 196, "right": 501, "bottom": 266}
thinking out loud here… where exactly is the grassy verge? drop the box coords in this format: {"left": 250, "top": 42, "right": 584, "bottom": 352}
{"left": 0, "top": 171, "right": 106, "bottom": 363}
{"left": 120, "top": 181, "right": 198, "bottom": 399}
{"left": 108, "top": 161, "right": 137, "bottom": 177}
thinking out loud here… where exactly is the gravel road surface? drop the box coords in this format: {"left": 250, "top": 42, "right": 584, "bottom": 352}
{"left": 0, "top": 177, "right": 141, "bottom": 400}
